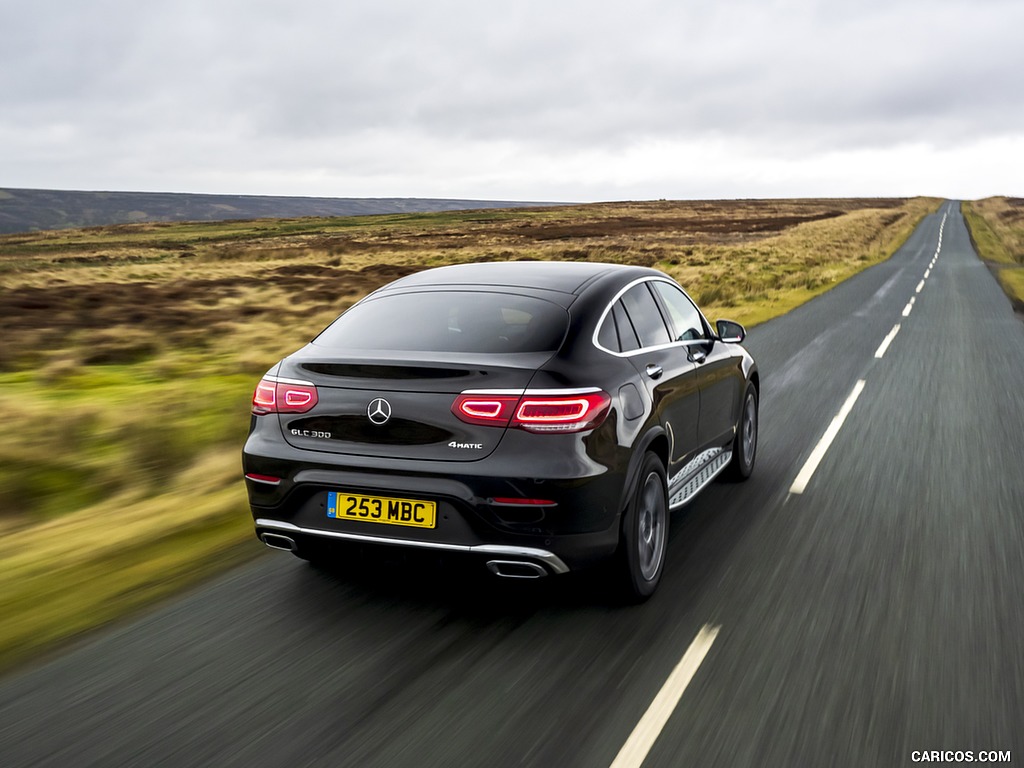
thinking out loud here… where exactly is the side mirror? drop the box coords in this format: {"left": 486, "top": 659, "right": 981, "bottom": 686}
{"left": 716, "top": 319, "right": 746, "bottom": 344}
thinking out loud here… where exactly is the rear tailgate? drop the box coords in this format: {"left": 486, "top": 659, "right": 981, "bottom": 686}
{"left": 276, "top": 351, "right": 546, "bottom": 462}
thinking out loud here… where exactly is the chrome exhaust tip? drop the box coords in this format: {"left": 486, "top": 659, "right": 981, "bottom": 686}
{"left": 486, "top": 560, "right": 548, "bottom": 579}
{"left": 261, "top": 533, "right": 297, "bottom": 552}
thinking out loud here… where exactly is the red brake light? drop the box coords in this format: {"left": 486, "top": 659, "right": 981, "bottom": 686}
{"left": 451, "top": 395, "right": 520, "bottom": 426}
{"left": 514, "top": 391, "right": 611, "bottom": 432}
{"left": 452, "top": 390, "right": 610, "bottom": 433}
{"left": 253, "top": 381, "right": 277, "bottom": 413}
{"left": 252, "top": 377, "right": 319, "bottom": 415}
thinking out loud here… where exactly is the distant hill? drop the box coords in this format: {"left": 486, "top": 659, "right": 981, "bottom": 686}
{"left": 0, "top": 188, "right": 556, "bottom": 235}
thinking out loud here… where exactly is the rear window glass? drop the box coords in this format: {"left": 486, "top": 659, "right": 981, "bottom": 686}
{"left": 312, "top": 291, "right": 569, "bottom": 354}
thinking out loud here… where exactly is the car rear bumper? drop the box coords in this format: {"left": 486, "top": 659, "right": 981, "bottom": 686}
{"left": 243, "top": 408, "right": 633, "bottom": 572}
{"left": 254, "top": 518, "right": 572, "bottom": 574}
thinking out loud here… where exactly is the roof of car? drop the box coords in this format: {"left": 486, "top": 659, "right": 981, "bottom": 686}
{"left": 382, "top": 261, "right": 658, "bottom": 296}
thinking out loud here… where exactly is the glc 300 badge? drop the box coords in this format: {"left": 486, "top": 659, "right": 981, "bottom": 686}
{"left": 367, "top": 398, "right": 392, "bottom": 425}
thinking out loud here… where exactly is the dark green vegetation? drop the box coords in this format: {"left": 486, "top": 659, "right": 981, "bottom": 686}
{"left": 0, "top": 187, "right": 550, "bottom": 235}
{"left": 0, "top": 197, "right": 939, "bottom": 671}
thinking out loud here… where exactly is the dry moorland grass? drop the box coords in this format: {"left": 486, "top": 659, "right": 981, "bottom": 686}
{"left": 0, "top": 196, "right": 939, "bottom": 671}
{"left": 1, "top": 198, "right": 936, "bottom": 369}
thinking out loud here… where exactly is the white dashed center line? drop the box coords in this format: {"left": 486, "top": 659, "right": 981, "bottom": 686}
{"left": 915, "top": 279, "right": 925, "bottom": 293}
{"left": 875, "top": 323, "right": 902, "bottom": 358}
{"left": 610, "top": 625, "right": 720, "bottom": 768}
{"left": 789, "top": 380, "right": 867, "bottom": 495}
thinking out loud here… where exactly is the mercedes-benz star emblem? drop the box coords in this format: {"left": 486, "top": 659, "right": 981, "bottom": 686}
{"left": 367, "top": 397, "right": 392, "bottom": 425}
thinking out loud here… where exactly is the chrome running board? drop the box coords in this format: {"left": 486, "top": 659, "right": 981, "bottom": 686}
{"left": 667, "top": 448, "right": 732, "bottom": 509}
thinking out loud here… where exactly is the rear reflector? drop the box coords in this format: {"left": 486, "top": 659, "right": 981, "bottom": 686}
{"left": 490, "top": 497, "right": 556, "bottom": 506}
{"left": 252, "top": 377, "right": 319, "bottom": 415}
{"left": 452, "top": 390, "right": 611, "bottom": 433}
{"left": 245, "top": 473, "right": 282, "bottom": 485}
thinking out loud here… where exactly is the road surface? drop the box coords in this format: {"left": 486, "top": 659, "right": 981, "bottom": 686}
{"left": 2, "top": 202, "right": 1022, "bottom": 767}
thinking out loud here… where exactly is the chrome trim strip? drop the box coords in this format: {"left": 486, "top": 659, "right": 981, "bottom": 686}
{"left": 459, "top": 387, "right": 602, "bottom": 396}
{"left": 255, "top": 519, "right": 571, "bottom": 574}
{"left": 460, "top": 389, "right": 527, "bottom": 395}
{"left": 590, "top": 276, "right": 716, "bottom": 358}
{"left": 262, "top": 375, "right": 316, "bottom": 386}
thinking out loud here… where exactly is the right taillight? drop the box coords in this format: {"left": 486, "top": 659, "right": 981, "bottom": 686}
{"left": 252, "top": 376, "right": 319, "bottom": 415}
{"left": 452, "top": 390, "right": 611, "bottom": 433}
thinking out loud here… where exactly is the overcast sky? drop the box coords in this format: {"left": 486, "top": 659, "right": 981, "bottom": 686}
{"left": 2, "top": 0, "right": 1022, "bottom": 202}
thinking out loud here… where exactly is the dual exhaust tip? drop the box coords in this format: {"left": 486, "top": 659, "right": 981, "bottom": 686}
{"left": 259, "top": 534, "right": 548, "bottom": 579}
{"left": 260, "top": 533, "right": 297, "bottom": 552}
{"left": 485, "top": 560, "right": 548, "bottom": 579}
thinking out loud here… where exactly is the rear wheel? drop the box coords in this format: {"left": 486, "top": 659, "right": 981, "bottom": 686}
{"left": 618, "top": 452, "right": 669, "bottom": 602}
{"left": 724, "top": 382, "right": 758, "bottom": 481}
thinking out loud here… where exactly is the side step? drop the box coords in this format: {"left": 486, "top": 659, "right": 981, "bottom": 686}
{"left": 668, "top": 449, "right": 732, "bottom": 509}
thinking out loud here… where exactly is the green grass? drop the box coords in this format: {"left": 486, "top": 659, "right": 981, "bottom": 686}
{"left": 998, "top": 267, "right": 1024, "bottom": 308}
{"left": 0, "top": 455, "right": 260, "bottom": 671}
{"left": 0, "top": 365, "right": 256, "bottom": 521}
{"left": 962, "top": 203, "right": 1015, "bottom": 265}
{"left": 0, "top": 196, "right": 941, "bottom": 673}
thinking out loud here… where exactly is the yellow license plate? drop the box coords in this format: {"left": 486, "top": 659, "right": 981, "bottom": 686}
{"left": 326, "top": 491, "right": 436, "bottom": 529}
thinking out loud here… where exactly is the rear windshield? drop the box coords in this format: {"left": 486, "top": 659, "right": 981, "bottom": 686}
{"left": 312, "top": 291, "right": 569, "bottom": 354}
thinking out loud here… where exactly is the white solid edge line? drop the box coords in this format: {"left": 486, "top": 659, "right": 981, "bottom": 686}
{"left": 789, "top": 380, "right": 867, "bottom": 495}
{"left": 610, "top": 624, "right": 720, "bottom": 768}
{"left": 875, "top": 323, "right": 901, "bottom": 358}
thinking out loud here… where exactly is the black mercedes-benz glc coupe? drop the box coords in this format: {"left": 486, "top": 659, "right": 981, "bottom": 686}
{"left": 243, "top": 261, "right": 758, "bottom": 599}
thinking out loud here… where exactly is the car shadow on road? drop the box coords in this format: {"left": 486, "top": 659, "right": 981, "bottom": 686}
{"left": 278, "top": 474, "right": 769, "bottom": 625}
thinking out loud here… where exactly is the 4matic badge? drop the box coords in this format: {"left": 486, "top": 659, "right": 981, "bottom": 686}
{"left": 449, "top": 441, "right": 484, "bottom": 450}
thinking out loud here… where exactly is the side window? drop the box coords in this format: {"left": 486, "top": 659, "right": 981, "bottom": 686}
{"left": 613, "top": 301, "right": 640, "bottom": 352}
{"left": 620, "top": 284, "right": 672, "bottom": 348}
{"left": 597, "top": 308, "right": 620, "bottom": 352}
{"left": 651, "top": 281, "right": 706, "bottom": 342}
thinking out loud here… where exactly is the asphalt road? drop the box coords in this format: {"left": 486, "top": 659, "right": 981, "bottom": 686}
{"left": 2, "top": 202, "right": 1022, "bottom": 767}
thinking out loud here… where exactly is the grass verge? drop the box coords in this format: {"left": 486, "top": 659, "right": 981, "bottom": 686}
{"left": 962, "top": 198, "right": 1024, "bottom": 310}
{"left": 0, "top": 452, "right": 261, "bottom": 672}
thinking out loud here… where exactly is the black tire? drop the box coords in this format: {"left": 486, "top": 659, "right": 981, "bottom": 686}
{"left": 618, "top": 452, "right": 669, "bottom": 602}
{"left": 723, "top": 382, "right": 758, "bottom": 482}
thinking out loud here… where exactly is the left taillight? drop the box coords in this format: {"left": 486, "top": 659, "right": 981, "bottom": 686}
{"left": 252, "top": 377, "right": 319, "bottom": 415}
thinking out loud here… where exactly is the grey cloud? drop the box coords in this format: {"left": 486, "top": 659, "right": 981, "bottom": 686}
{"left": 1, "top": 0, "right": 1022, "bottom": 197}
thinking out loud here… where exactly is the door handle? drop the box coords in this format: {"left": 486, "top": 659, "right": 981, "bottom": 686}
{"left": 645, "top": 363, "right": 663, "bottom": 379}
{"left": 689, "top": 348, "right": 707, "bottom": 364}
